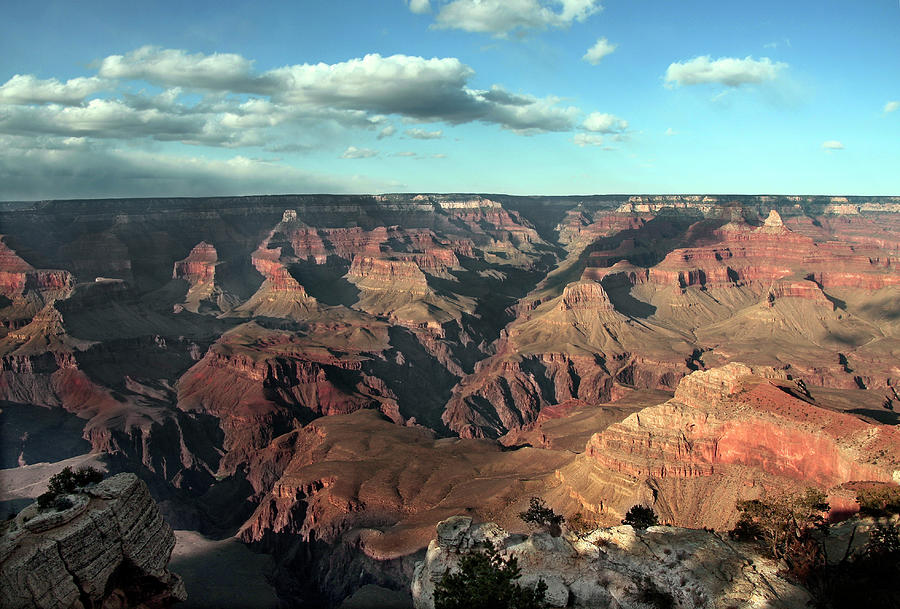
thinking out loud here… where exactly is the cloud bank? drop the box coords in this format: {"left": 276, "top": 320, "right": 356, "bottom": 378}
{"left": 0, "top": 45, "right": 624, "bottom": 199}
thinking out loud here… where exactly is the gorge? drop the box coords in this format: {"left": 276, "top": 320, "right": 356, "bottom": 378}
{"left": 1, "top": 193, "right": 898, "bottom": 607}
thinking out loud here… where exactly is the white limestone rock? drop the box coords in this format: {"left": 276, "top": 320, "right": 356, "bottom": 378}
{"left": 412, "top": 518, "right": 811, "bottom": 609}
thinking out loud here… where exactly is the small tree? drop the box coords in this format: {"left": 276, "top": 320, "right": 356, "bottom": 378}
{"left": 730, "top": 488, "right": 829, "bottom": 562}
{"left": 47, "top": 466, "right": 79, "bottom": 496}
{"left": 518, "top": 497, "right": 564, "bottom": 535}
{"left": 622, "top": 504, "right": 659, "bottom": 529}
{"left": 37, "top": 466, "right": 104, "bottom": 511}
{"left": 434, "top": 542, "right": 547, "bottom": 609}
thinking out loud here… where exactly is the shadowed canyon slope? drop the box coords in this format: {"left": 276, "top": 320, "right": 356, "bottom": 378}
{"left": 2, "top": 193, "right": 899, "bottom": 605}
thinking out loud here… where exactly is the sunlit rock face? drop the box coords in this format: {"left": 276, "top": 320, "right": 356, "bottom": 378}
{"left": 412, "top": 516, "right": 809, "bottom": 609}
{"left": 554, "top": 364, "right": 900, "bottom": 528}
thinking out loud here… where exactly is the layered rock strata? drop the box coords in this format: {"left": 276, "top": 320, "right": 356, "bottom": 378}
{"left": 1, "top": 473, "right": 185, "bottom": 609}
{"left": 551, "top": 364, "right": 900, "bottom": 529}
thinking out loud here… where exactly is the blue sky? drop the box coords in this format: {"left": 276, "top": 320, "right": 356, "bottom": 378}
{"left": 1, "top": 0, "right": 898, "bottom": 199}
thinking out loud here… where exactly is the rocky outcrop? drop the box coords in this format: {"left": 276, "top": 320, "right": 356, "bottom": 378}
{"left": 171, "top": 241, "right": 235, "bottom": 314}
{"left": 563, "top": 364, "right": 900, "bottom": 528}
{"left": 1, "top": 473, "right": 186, "bottom": 609}
{"left": 172, "top": 241, "right": 217, "bottom": 286}
{"left": 346, "top": 257, "right": 429, "bottom": 295}
{"left": 412, "top": 516, "right": 808, "bottom": 609}
{"left": 0, "top": 239, "right": 73, "bottom": 300}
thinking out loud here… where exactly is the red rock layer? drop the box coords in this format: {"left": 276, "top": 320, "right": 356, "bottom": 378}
{"left": 636, "top": 212, "right": 899, "bottom": 290}
{"left": 586, "top": 364, "right": 898, "bottom": 488}
{"left": 172, "top": 241, "right": 217, "bottom": 286}
{"left": 557, "top": 212, "right": 649, "bottom": 250}
{"left": 284, "top": 222, "right": 473, "bottom": 273}
{"left": 766, "top": 279, "right": 833, "bottom": 308}
{"left": 0, "top": 238, "right": 73, "bottom": 298}
{"left": 176, "top": 329, "right": 404, "bottom": 476}
{"left": 251, "top": 246, "right": 307, "bottom": 294}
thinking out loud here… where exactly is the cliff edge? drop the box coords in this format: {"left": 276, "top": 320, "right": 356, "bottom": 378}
{"left": 1, "top": 473, "right": 186, "bottom": 609}
{"left": 412, "top": 516, "right": 809, "bottom": 609}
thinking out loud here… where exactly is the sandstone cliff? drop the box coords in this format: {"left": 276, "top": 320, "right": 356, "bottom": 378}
{"left": 411, "top": 516, "right": 809, "bottom": 609}
{"left": 1, "top": 473, "right": 185, "bottom": 609}
{"left": 552, "top": 364, "right": 900, "bottom": 529}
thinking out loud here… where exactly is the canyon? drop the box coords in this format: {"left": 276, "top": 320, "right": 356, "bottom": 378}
{"left": 1, "top": 193, "right": 898, "bottom": 606}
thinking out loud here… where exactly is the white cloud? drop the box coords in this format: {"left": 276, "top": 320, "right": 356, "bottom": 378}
{"left": 0, "top": 99, "right": 205, "bottom": 140}
{"left": 405, "top": 128, "right": 443, "bottom": 139}
{"left": 0, "top": 74, "right": 108, "bottom": 106}
{"left": 341, "top": 146, "right": 378, "bottom": 159}
{"left": 582, "top": 37, "right": 616, "bottom": 65}
{"left": 582, "top": 112, "right": 627, "bottom": 133}
{"left": 664, "top": 127, "right": 677, "bottom": 136}
{"left": 99, "top": 46, "right": 264, "bottom": 92}
{"left": 482, "top": 92, "right": 579, "bottom": 133}
{"left": 430, "top": 0, "right": 602, "bottom": 36}
{"left": 884, "top": 101, "right": 899, "bottom": 114}
{"left": 0, "top": 46, "right": 599, "bottom": 200}
{"left": 3, "top": 49, "right": 584, "bottom": 147}
{"left": 665, "top": 56, "right": 786, "bottom": 87}
{"left": 573, "top": 133, "right": 604, "bottom": 147}
{"left": 408, "top": 0, "right": 432, "bottom": 13}
{"left": 394, "top": 151, "right": 418, "bottom": 157}
{"left": 822, "top": 140, "right": 844, "bottom": 150}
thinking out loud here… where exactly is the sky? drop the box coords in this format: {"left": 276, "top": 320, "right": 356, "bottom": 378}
{"left": 1, "top": 0, "right": 898, "bottom": 199}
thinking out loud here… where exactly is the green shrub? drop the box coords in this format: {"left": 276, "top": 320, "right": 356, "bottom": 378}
{"left": 37, "top": 492, "right": 57, "bottom": 509}
{"left": 54, "top": 496, "right": 74, "bottom": 511}
{"left": 622, "top": 505, "right": 659, "bottom": 529}
{"left": 38, "top": 466, "right": 104, "bottom": 511}
{"left": 434, "top": 542, "right": 547, "bottom": 609}
{"left": 73, "top": 466, "right": 104, "bottom": 487}
{"left": 567, "top": 512, "right": 598, "bottom": 539}
{"left": 47, "top": 466, "right": 78, "bottom": 496}
{"left": 730, "top": 488, "right": 829, "bottom": 560}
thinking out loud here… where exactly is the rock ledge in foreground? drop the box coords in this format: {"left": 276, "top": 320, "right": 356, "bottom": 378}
{"left": 1, "top": 472, "right": 186, "bottom": 609}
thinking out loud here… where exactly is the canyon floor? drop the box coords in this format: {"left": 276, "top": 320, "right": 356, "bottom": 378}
{"left": 1, "top": 193, "right": 898, "bottom": 606}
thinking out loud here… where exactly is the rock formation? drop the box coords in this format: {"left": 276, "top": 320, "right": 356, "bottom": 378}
{"left": 1, "top": 473, "right": 186, "bottom": 609}
{"left": 552, "top": 364, "right": 900, "bottom": 529}
{"left": 411, "top": 516, "right": 809, "bottom": 609}
{"left": 172, "top": 241, "right": 235, "bottom": 314}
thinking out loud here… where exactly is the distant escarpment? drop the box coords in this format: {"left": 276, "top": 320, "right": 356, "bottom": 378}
{"left": 1, "top": 473, "right": 185, "bottom": 609}
{"left": 444, "top": 206, "right": 899, "bottom": 438}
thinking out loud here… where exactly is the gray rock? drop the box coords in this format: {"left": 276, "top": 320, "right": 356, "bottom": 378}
{"left": 412, "top": 518, "right": 811, "bottom": 609}
{"left": 1, "top": 473, "right": 187, "bottom": 609}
